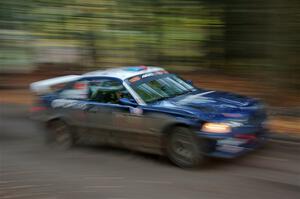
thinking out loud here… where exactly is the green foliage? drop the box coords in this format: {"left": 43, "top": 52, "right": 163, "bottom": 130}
{"left": 0, "top": 0, "right": 299, "bottom": 89}
{"left": 0, "top": 0, "right": 223, "bottom": 69}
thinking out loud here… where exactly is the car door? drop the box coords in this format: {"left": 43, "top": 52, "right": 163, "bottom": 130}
{"left": 86, "top": 82, "right": 161, "bottom": 150}
{"left": 82, "top": 77, "right": 167, "bottom": 152}
{"left": 112, "top": 101, "right": 167, "bottom": 154}
{"left": 83, "top": 77, "right": 125, "bottom": 145}
{"left": 83, "top": 102, "right": 119, "bottom": 145}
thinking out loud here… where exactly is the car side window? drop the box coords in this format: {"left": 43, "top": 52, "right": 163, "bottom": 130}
{"left": 59, "top": 80, "right": 88, "bottom": 99}
{"left": 88, "top": 79, "right": 134, "bottom": 104}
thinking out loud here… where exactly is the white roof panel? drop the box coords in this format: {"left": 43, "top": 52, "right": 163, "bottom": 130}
{"left": 30, "top": 66, "right": 166, "bottom": 94}
{"left": 83, "top": 66, "right": 164, "bottom": 80}
{"left": 30, "top": 75, "right": 80, "bottom": 94}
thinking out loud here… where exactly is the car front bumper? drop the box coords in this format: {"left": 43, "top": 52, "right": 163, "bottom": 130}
{"left": 197, "top": 128, "right": 268, "bottom": 158}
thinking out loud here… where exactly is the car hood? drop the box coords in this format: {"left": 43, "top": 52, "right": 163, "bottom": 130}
{"left": 151, "top": 90, "right": 262, "bottom": 121}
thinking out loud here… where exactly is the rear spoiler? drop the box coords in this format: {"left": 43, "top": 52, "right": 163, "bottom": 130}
{"left": 30, "top": 75, "right": 81, "bottom": 94}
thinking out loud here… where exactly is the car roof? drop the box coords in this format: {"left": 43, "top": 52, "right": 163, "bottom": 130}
{"left": 30, "top": 66, "right": 166, "bottom": 94}
{"left": 83, "top": 66, "right": 165, "bottom": 80}
{"left": 30, "top": 75, "right": 81, "bottom": 94}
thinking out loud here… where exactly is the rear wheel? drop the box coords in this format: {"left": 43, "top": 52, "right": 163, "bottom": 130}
{"left": 47, "top": 120, "right": 75, "bottom": 149}
{"left": 167, "top": 127, "right": 205, "bottom": 168}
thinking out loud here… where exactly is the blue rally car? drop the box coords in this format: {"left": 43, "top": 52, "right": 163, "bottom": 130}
{"left": 30, "top": 66, "right": 268, "bottom": 168}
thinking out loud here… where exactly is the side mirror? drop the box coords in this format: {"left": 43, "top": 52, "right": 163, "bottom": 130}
{"left": 186, "top": 80, "right": 193, "bottom": 85}
{"left": 119, "top": 98, "right": 138, "bottom": 107}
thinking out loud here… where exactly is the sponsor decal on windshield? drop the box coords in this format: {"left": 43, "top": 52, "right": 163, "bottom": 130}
{"left": 129, "top": 76, "right": 141, "bottom": 83}
{"left": 128, "top": 70, "right": 168, "bottom": 83}
{"left": 141, "top": 73, "right": 154, "bottom": 78}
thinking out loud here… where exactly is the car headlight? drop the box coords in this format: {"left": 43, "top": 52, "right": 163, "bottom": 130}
{"left": 201, "top": 123, "right": 231, "bottom": 133}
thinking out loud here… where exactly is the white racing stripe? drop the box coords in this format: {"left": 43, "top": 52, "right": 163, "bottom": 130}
{"left": 198, "top": 90, "right": 215, "bottom": 96}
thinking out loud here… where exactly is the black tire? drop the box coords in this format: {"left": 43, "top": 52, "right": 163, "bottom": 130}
{"left": 167, "top": 127, "right": 205, "bottom": 168}
{"left": 46, "top": 120, "right": 75, "bottom": 149}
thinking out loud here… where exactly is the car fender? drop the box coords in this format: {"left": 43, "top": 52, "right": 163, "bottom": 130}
{"left": 160, "top": 117, "right": 198, "bottom": 136}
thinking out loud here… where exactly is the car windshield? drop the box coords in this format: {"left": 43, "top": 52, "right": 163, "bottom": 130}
{"left": 131, "top": 74, "right": 197, "bottom": 103}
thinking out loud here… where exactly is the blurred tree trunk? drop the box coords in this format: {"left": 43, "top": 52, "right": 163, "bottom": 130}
{"left": 222, "top": 0, "right": 300, "bottom": 89}
{"left": 86, "top": 29, "right": 97, "bottom": 68}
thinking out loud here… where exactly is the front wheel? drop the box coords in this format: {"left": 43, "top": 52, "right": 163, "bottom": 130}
{"left": 167, "top": 127, "right": 205, "bottom": 168}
